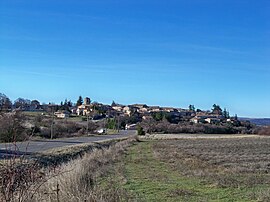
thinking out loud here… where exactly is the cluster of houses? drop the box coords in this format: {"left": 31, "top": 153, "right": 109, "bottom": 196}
{"left": 6, "top": 96, "right": 236, "bottom": 124}
{"left": 191, "top": 113, "right": 225, "bottom": 124}
{"left": 110, "top": 103, "right": 236, "bottom": 124}
{"left": 71, "top": 97, "right": 236, "bottom": 124}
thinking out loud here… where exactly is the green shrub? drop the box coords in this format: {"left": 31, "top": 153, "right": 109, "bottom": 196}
{"left": 137, "top": 125, "right": 145, "bottom": 136}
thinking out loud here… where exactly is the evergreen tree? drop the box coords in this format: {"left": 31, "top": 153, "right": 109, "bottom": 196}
{"left": 67, "top": 100, "right": 73, "bottom": 107}
{"left": 212, "top": 104, "right": 222, "bottom": 115}
{"left": 223, "top": 108, "right": 230, "bottom": 118}
{"left": 64, "top": 99, "right": 68, "bottom": 106}
{"left": 189, "top": 104, "right": 195, "bottom": 111}
{"left": 111, "top": 100, "right": 117, "bottom": 106}
{"left": 76, "top": 96, "right": 83, "bottom": 106}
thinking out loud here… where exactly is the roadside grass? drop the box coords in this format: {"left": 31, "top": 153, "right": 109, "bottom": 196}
{"left": 0, "top": 138, "right": 131, "bottom": 201}
{"left": 106, "top": 129, "right": 119, "bottom": 134}
{"left": 101, "top": 139, "right": 270, "bottom": 201}
{"left": 29, "top": 138, "right": 135, "bottom": 202}
{"left": 36, "top": 137, "right": 130, "bottom": 167}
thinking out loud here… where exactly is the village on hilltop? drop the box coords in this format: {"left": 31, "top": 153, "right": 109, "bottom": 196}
{"left": 0, "top": 93, "right": 239, "bottom": 131}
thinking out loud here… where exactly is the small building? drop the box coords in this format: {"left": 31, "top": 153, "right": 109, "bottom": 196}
{"left": 162, "top": 107, "right": 177, "bottom": 112}
{"left": 70, "top": 107, "right": 77, "bottom": 114}
{"left": 190, "top": 117, "right": 205, "bottom": 124}
{"left": 149, "top": 106, "right": 161, "bottom": 112}
{"left": 112, "top": 106, "right": 123, "bottom": 112}
{"left": 54, "top": 111, "right": 70, "bottom": 118}
{"left": 123, "top": 106, "right": 132, "bottom": 116}
{"left": 138, "top": 107, "right": 148, "bottom": 113}
{"left": 76, "top": 97, "right": 93, "bottom": 116}
{"left": 142, "top": 115, "right": 152, "bottom": 120}
{"left": 205, "top": 118, "right": 220, "bottom": 124}
{"left": 132, "top": 104, "right": 148, "bottom": 109}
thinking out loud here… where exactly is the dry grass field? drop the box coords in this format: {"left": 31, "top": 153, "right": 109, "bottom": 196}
{"left": 156, "top": 137, "right": 270, "bottom": 173}
{"left": 117, "top": 137, "right": 270, "bottom": 201}
{"left": 1, "top": 136, "right": 270, "bottom": 202}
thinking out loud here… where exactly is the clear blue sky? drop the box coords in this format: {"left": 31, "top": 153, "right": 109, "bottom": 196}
{"left": 0, "top": 0, "right": 269, "bottom": 117}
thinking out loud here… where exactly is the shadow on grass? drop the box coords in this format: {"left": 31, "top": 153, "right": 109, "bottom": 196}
{"left": 33, "top": 139, "right": 85, "bottom": 144}
{"left": 0, "top": 149, "right": 33, "bottom": 159}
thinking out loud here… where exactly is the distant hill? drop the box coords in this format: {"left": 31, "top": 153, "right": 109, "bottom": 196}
{"left": 239, "top": 118, "right": 270, "bottom": 126}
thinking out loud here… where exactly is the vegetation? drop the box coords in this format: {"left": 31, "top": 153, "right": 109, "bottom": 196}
{"left": 137, "top": 125, "right": 145, "bottom": 136}
{"left": 212, "top": 104, "right": 222, "bottom": 115}
{"left": 76, "top": 95, "right": 83, "bottom": 106}
{"left": 0, "top": 111, "right": 100, "bottom": 143}
{"left": 37, "top": 118, "right": 98, "bottom": 139}
{"left": 189, "top": 104, "right": 195, "bottom": 111}
{"left": 59, "top": 99, "right": 72, "bottom": 111}
{"left": 0, "top": 138, "right": 135, "bottom": 202}
{"left": 0, "top": 112, "right": 29, "bottom": 142}
{"left": 14, "top": 98, "right": 31, "bottom": 109}
{"left": 258, "top": 126, "right": 270, "bottom": 136}
{"left": 0, "top": 93, "right": 12, "bottom": 111}
{"left": 1, "top": 135, "right": 270, "bottom": 201}
{"left": 140, "top": 118, "right": 257, "bottom": 135}
{"left": 106, "top": 118, "right": 117, "bottom": 130}
{"left": 103, "top": 137, "right": 270, "bottom": 201}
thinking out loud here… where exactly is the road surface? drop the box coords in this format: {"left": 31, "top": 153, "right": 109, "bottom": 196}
{"left": 0, "top": 130, "right": 136, "bottom": 159}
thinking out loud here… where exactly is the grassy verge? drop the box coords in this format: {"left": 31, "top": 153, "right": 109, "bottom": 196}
{"left": 0, "top": 137, "right": 131, "bottom": 201}
{"left": 30, "top": 138, "right": 136, "bottom": 202}
{"left": 36, "top": 138, "right": 127, "bottom": 167}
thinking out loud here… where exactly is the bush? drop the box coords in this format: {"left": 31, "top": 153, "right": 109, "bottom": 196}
{"left": 0, "top": 112, "right": 28, "bottom": 142}
{"left": 140, "top": 119, "right": 255, "bottom": 134}
{"left": 258, "top": 126, "right": 270, "bottom": 136}
{"left": 38, "top": 121, "right": 86, "bottom": 138}
{"left": 137, "top": 125, "right": 145, "bottom": 136}
{"left": 39, "top": 127, "right": 51, "bottom": 138}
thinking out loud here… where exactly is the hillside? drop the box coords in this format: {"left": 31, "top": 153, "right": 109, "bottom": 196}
{"left": 239, "top": 118, "right": 270, "bottom": 126}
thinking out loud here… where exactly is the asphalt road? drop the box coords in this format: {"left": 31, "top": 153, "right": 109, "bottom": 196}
{"left": 0, "top": 130, "right": 136, "bottom": 159}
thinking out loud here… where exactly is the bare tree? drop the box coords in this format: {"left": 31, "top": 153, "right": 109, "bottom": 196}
{"left": 141, "top": 117, "right": 157, "bottom": 134}
{"left": 0, "top": 111, "right": 27, "bottom": 142}
{"left": 14, "top": 98, "right": 31, "bottom": 110}
{"left": 0, "top": 93, "right": 12, "bottom": 111}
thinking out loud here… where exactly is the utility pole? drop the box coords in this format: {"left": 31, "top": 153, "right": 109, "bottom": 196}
{"left": 117, "top": 113, "right": 120, "bottom": 132}
{"left": 50, "top": 107, "right": 55, "bottom": 139}
{"left": 86, "top": 114, "right": 89, "bottom": 135}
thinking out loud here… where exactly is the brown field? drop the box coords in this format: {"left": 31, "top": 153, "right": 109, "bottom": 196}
{"left": 155, "top": 137, "right": 270, "bottom": 173}
{"left": 153, "top": 137, "right": 270, "bottom": 194}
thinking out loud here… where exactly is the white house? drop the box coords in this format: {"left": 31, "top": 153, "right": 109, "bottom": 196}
{"left": 112, "top": 106, "right": 123, "bottom": 112}
{"left": 54, "top": 111, "right": 70, "bottom": 118}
